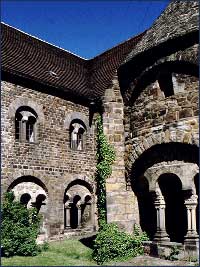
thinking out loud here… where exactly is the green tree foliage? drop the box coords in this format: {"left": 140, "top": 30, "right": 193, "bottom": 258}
{"left": 92, "top": 223, "right": 149, "bottom": 265}
{"left": 2, "top": 191, "right": 41, "bottom": 257}
{"left": 95, "top": 114, "right": 115, "bottom": 227}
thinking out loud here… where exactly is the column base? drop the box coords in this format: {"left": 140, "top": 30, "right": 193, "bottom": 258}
{"left": 64, "top": 226, "right": 72, "bottom": 231}
{"left": 153, "top": 230, "right": 170, "bottom": 243}
{"left": 184, "top": 232, "right": 199, "bottom": 245}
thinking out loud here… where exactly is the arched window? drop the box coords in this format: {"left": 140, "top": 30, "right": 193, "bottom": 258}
{"left": 70, "top": 120, "right": 86, "bottom": 150}
{"left": 15, "top": 106, "right": 38, "bottom": 142}
{"left": 64, "top": 180, "right": 94, "bottom": 232}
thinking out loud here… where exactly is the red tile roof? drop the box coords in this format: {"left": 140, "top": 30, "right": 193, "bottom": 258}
{"left": 1, "top": 22, "right": 145, "bottom": 103}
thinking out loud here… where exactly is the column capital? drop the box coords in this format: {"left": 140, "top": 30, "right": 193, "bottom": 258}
{"left": 76, "top": 201, "right": 82, "bottom": 209}
{"left": 64, "top": 202, "right": 71, "bottom": 208}
{"left": 184, "top": 194, "right": 198, "bottom": 207}
{"left": 152, "top": 190, "right": 165, "bottom": 207}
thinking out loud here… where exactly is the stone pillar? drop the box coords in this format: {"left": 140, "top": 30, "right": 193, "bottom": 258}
{"left": 21, "top": 116, "right": 28, "bottom": 141}
{"left": 91, "top": 199, "right": 95, "bottom": 230}
{"left": 64, "top": 202, "right": 71, "bottom": 228}
{"left": 184, "top": 194, "right": 199, "bottom": 243}
{"left": 102, "top": 74, "right": 136, "bottom": 233}
{"left": 153, "top": 191, "right": 170, "bottom": 242}
{"left": 77, "top": 202, "right": 82, "bottom": 228}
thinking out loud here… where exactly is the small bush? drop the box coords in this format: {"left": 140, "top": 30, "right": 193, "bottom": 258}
{"left": 92, "top": 223, "right": 149, "bottom": 265}
{"left": 2, "top": 191, "right": 41, "bottom": 257}
{"left": 165, "top": 245, "right": 180, "bottom": 261}
{"left": 40, "top": 241, "right": 49, "bottom": 251}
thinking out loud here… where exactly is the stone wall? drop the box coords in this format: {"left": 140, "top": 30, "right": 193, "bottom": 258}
{"left": 102, "top": 74, "right": 136, "bottom": 233}
{"left": 125, "top": 74, "right": 198, "bottom": 137}
{"left": 124, "top": 72, "right": 198, "bottom": 188}
{"left": 119, "top": 2, "right": 199, "bottom": 234}
{"left": 1, "top": 80, "right": 97, "bottom": 237}
{"left": 122, "top": 62, "right": 199, "bottom": 239}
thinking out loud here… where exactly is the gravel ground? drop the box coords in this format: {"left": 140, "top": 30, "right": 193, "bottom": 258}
{"left": 109, "top": 255, "right": 198, "bottom": 266}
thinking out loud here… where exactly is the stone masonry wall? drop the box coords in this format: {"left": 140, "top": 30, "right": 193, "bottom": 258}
{"left": 1, "top": 81, "right": 97, "bottom": 237}
{"left": 102, "top": 74, "right": 137, "bottom": 233}
{"left": 125, "top": 74, "right": 198, "bottom": 136}
{"left": 124, "top": 73, "right": 199, "bottom": 171}
{"left": 123, "top": 73, "right": 198, "bottom": 227}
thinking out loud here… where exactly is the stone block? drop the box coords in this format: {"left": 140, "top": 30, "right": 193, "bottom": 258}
{"left": 106, "top": 183, "right": 124, "bottom": 192}
{"left": 165, "top": 112, "right": 177, "bottom": 123}
{"left": 114, "top": 134, "right": 122, "bottom": 142}
{"left": 179, "top": 108, "right": 193, "bottom": 119}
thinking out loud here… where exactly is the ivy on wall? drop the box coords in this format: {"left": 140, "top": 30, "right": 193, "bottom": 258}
{"left": 95, "top": 114, "right": 115, "bottom": 227}
{"left": 94, "top": 114, "right": 149, "bottom": 265}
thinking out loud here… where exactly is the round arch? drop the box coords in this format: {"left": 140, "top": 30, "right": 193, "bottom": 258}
{"left": 64, "top": 112, "right": 89, "bottom": 132}
{"left": 127, "top": 142, "right": 199, "bottom": 184}
{"left": 8, "top": 97, "right": 44, "bottom": 123}
{"left": 128, "top": 142, "right": 198, "bottom": 243}
{"left": 62, "top": 175, "right": 94, "bottom": 196}
{"left": 63, "top": 178, "right": 95, "bottom": 231}
{"left": 65, "top": 179, "right": 93, "bottom": 194}
{"left": 7, "top": 175, "right": 48, "bottom": 195}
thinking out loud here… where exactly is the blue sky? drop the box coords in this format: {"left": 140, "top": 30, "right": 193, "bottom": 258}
{"left": 1, "top": 1, "right": 169, "bottom": 59}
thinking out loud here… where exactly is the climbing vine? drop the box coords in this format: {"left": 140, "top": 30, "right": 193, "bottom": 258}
{"left": 93, "top": 115, "right": 149, "bottom": 265}
{"left": 95, "top": 114, "right": 115, "bottom": 227}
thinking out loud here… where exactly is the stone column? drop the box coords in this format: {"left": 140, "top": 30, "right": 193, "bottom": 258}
{"left": 153, "top": 191, "right": 170, "bottom": 242}
{"left": 21, "top": 115, "right": 28, "bottom": 141}
{"left": 91, "top": 199, "right": 95, "bottom": 230}
{"left": 64, "top": 202, "right": 71, "bottom": 228}
{"left": 184, "top": 194, "right": 199, "bottom": 243}
{"left": 77, "top": 202, "right": 82, "bottom": 228}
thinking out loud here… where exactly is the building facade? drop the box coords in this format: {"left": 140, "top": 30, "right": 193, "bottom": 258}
{"left": 1, "top": 1, "right": 199, "bottom": 256}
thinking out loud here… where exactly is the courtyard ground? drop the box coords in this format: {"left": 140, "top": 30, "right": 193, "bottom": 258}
{"left": 1, "top": 239, "right": 198, "bottom": 266}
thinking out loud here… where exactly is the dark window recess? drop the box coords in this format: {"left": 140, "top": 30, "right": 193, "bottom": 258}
{"left": 15, "top": 106, "right": 38, "bottom": 143}
{"left": 70, "top": 119, "right": 86, "bottom": 151}
{"left": 158, "top": 71, "right": 174, "bottom": 97}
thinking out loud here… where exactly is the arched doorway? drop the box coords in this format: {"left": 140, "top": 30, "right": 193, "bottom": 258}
{"left": 158, "top": 173, "right": 187, "bottom": 243}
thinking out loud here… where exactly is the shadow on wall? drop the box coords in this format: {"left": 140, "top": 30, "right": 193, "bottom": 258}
{"left": 134, "top": 175, "right": 156, "bottom": 240}
{"left": 158, "top": 173, "right": 187, "bottom": 243}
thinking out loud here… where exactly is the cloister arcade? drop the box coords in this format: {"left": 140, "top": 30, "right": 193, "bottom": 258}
{"left": 8, "top": 176, "right": 48, "bottom": 243}
{"left": 131, "top": 143, "right": 199, "bottom": 246}
{"left": 63, "top": 180, "right": 95, "bottom": 232}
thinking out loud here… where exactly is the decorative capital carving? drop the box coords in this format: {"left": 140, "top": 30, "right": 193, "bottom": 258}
{"left": 64, "top": 202, "right": 71, "bottom": 208}
{"left": 152, "top": 190, "right": 165, "bottom": 207}
{"left": 76, "top": 201, "right": 82, "bottom": 209}
{"left": 184, "top": 194, "right": 198, "bottom": 207}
